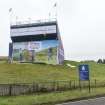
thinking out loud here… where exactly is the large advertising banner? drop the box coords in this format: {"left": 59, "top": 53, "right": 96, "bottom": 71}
{"left": 11, "top": 25, "right": 56, "bottom": 37}
{"left": 13, "top": 40, "right": 58, "bottom": 64}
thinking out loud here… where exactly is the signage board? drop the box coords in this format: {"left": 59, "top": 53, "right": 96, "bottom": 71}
{"left": 28, "top": 42, "right": 41, "bottom": 50}
{"left": 10, "top": 25, "right": 56, "bottom": 37}
{"left": 79, "top": 64, "right": 89, "bottom": 81}
{"left": 12, "top": 40, "right": 58, "bottom": 64}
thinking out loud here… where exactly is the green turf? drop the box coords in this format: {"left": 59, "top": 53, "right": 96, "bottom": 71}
{"left": 0, "top": 61, "right": 77, "bottom": 84}
{"left": 0, "top": 60, "right": 105, "bottom": 105}
{"left": 0, "top": 87, "right": 105, "bottom": 105}
{"left": 0, "top": 60, "right": 105, "bottom": 83}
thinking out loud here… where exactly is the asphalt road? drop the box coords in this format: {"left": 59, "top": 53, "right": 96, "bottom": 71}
{"left": 57, "top": 97, "right": 105, "bottom": 105}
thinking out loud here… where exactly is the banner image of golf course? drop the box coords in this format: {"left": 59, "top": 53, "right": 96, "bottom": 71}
{"left": 13, "top": 40, "right": 59, "bottom": 64}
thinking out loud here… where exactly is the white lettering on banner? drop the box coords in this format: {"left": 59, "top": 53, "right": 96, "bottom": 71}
{"left": 28, "top": 42, "right": 41, "bottom": 50}
{"left": 11, "top": 25, "right": 56, "bottom": 37}
{"left": 13, "top": 42, "right": 41, "bottom": 51}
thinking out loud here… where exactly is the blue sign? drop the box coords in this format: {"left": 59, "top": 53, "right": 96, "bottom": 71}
{"left": 79, "top": 64, "right": 89, "bottom": 81}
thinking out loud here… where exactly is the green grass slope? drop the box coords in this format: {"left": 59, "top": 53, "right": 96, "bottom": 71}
{"left": 0, "top": 60, "right": 105, "bottom": 83}
{"left": 0, "top": 61, "right": 77, "bottom": 84}
{"left": 0, "top": 60, "right": 105, "bottom": 105}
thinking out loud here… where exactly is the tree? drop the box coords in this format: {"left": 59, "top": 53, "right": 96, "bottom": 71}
{"left": 103, "top": 59, "right": 105, "bottom": 64}
{"left": 97, "top": 59, "right": 103, "bottom": 64}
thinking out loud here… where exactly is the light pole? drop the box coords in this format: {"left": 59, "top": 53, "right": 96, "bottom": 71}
{"left": 8, "top": 8, "right": 13, "bottom": 63}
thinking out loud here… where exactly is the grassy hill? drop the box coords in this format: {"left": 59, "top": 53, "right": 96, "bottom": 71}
{"left": 0, "top": 60, "right": 105, "bottom": 105}
{"left": 0, "top": 61, "right": 76, "bottom": 84}
{"left": 0, "top": 60, "right": 105, "bottom": 84}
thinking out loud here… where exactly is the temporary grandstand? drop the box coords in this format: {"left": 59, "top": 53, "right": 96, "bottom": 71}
{"left": 9, "top": 19, "right": 64, "bottom": 64}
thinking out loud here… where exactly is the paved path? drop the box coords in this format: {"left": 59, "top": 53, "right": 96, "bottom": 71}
{"left": 57, "top": 97, "right": 105, "bottom": 105}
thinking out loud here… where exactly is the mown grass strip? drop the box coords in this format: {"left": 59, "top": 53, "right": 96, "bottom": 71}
{"left": 0, "top": 87, "right": 105, "bottom": 105}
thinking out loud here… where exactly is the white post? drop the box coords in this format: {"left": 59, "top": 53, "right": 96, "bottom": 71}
{"left": 53, "top": 2, "right": 57, "bottom": 20}
{"left": 9, "top": 8, "right": 13, "bottom": 25}
{"left": 8, "top": 8, "right": 13, "bottom": 63}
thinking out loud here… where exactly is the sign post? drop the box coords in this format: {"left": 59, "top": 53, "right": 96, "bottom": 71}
{"left": 79, "top": 64, "right": 90, "bottom": 92}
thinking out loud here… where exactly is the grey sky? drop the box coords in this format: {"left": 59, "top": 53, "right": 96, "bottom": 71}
{"left": 0, "top": 0, "right": 105, "bottom": 61}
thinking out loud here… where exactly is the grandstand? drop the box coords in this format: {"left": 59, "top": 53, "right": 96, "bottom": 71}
{"left": 9, "top": 19, "right": 64, "bottom": 64}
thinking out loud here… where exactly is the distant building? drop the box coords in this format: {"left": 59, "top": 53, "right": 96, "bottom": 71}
{"left": 9, "top": 19, "right": 64, "bottom": 64}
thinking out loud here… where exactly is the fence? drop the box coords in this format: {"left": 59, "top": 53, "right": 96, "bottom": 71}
{"left": 0, "top": 80, "right": 105, "bottom": 96}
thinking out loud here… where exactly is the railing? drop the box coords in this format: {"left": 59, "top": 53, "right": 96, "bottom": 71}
{"left": 0, "top": 80, "right": 105, "bottom": 96}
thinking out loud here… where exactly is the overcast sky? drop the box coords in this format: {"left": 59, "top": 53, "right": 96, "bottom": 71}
{"left": 0, "top": 0, "right": 105, "bottom": 61}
